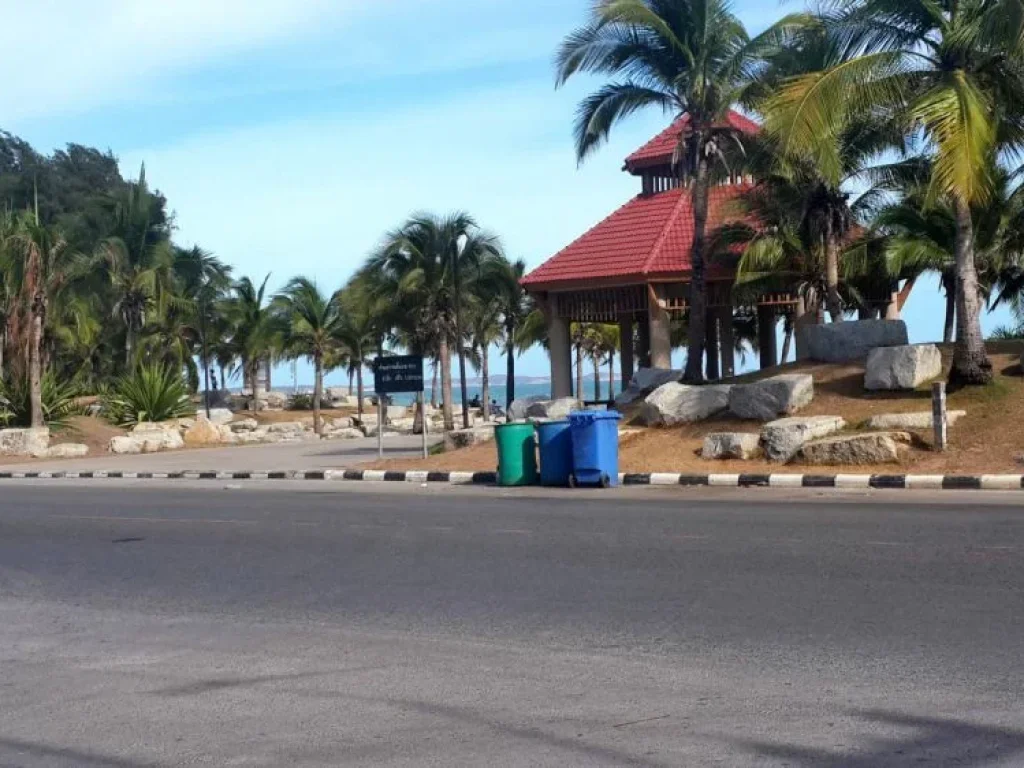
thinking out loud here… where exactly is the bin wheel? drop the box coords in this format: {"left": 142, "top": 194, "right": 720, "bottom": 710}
{"left": 568, "top": 474, "right": 577, "bottom": 489}
{"left": 599, "top": 473, "right": 611, "bottom": 489}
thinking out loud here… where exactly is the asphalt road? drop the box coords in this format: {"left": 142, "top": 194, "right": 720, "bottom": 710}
{"left": 2, "top": 487, "right": 1023, "bottom": 767}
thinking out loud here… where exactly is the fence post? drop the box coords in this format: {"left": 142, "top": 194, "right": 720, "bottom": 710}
{"left": 932, "top": 381, "right": 947, "bottom": 452}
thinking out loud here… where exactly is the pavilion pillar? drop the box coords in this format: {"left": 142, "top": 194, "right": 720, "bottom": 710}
{"left": 648, "top": 286, "right": 672, "bottom": 369}
{"left": 637, "top": 313, "right": 652, "bottom": 369}
{"left": 546, "top": 307, "right": 573, "bottom": 400}
{"left": 705, "top": 308, "right": 720, "bottom": 380}
{"left": 757, "top": 304, "right": 778, "bottom": 370}
{"left": 719, "top": 306, "right": 735, "bottom": 379}
{"left": 618, "top": 316, "right": 635, "bottom": 392}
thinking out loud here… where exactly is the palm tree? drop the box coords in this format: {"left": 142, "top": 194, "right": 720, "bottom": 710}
{"left": 225, "top": 275, "right": 275, "bottom": 414}
{"left": 556, "top": 0, "right": 785, "bottom": 382}
{"left": 762, "top": 0, "right": 1024, "bottom": 386}
{"left": 274, "top": 277, "right": 343, "bottom": 435}
{"left": 334, "top": 281, "right": 379, "bottom": 421}
{"left": 95, "top": 165, "right": 175, "bottom": 369}
{"left": 467, "top": 301, "right": 502, "bottom": 418}
{"left": 364, "top": 212, "right": 499, "bottom": 431}
{"left": 480, "top": 255, "right": 529, "bottom": 411}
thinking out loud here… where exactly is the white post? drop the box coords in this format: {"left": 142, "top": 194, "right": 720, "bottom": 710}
{"left": 378, "top": 396, "right": 384, "bottom": 459}
{"left": 932, "top": 382, "right": 947, "bottom": 452}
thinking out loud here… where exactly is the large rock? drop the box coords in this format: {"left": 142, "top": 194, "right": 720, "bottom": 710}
{"left": 866, "top": 410, "right": 966, "bottom": 430}
{"left": 615, "top": 368, "right": 683, "bottom": 412}
{"left": 864, "top": 343, "right": 942, "bottom": 390}
{"left": 131, "top": 421, "right": 178, "bottom": 434}
{"left": 183, "top": 416, "right": 224, "bottom": 447}
{"left": 797, "top": 319, "right": 909, "bottom": 363}
{"left": 322, "top": 427, "right": 364, "bottom": 441}
{"left": 109, "top": 436, "right": 143, "bottom": 455}
{"left": 526, "top": 397, "right": 582, "bottom": 421}
{"left": 385, "top": 405, "right": 408, "bottom": 421}
{"left": 256, "top": 390, "right": 288, "bottom": 409}
{"left": 797, "top": 432, "right": 911, "bottom": 465}
{"left": 266, "top": 421, "right": 306, "bottom": 434}
{"left": 128, "top": 423, "right": 185, "bottom": 452}
{"left": 636, "top": 383, "right": 731, "bottom": 427}
{"left": 230, "top": 418, "right": 259, "bottom": 432}
{"left": 0, "top": 427, "right": 50, "bottom": 456}
{"left": 729, "top": 374, "right": 814, "bottom": 421}
{"left": 445, "top": 426, "right": 496, "bottom": 450}
{"left": 508, "top": 396, "right": 547, "bottom": 421}
{"left": 202, "top": 408, "right": 234, "bottom": 425}
{"left": 701, "top": 432, "right": 761, "bottom": 460}
{"left": 761, "top": 415, "right": 846, "bottom": 462}
{"left": 41, "top": 443, "right": 89, "bottom": 459}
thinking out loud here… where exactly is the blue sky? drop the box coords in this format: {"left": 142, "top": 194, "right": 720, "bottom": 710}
{"left": 3, "top": 0, "right": 1013, "bottom": 386}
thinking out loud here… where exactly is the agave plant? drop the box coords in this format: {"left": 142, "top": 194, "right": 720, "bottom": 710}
{"left": 0, "top": 373, "right": 83, "bottom": 428}
{"left": 103, "top": 364, "right": 193, "bottom": 427}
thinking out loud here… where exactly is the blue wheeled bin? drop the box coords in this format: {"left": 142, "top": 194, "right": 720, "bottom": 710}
{"left": 568, "top": 410, "right": 622, "bottom": 488}
{"left": 535, "top": 420, "right": 573, "bottom": 487}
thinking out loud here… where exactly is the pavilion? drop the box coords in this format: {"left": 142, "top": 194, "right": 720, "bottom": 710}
{"left": 521, "top": 111, "right": 796, "bottom": 398}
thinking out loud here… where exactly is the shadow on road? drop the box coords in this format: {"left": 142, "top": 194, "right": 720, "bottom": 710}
{"left": 0, "top": 736, "right": 155, "bottom": 767}
{"left": 735, "top": 709, "right": 1024, "bottom": 767}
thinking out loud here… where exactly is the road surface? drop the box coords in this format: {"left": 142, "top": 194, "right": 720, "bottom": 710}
{"left": 2, "top": 486, "right": 1023, "bottom": 766}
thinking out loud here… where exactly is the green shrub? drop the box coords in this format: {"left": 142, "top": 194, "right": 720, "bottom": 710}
{"left": 0, "top": 374, "right": 83, "bottom": 428}
{"left": 287, "top": 393, "right": 331, "bottom": 411}
{"left": 103, "top": 364, "right": 194, "bottom": 427}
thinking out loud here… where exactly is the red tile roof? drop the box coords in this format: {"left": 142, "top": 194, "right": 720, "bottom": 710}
{"left": 624, "top": 110, "right": 760, "bottom": 171}
{"left": 521, "top": 184, "right": 753, "bottom": 289}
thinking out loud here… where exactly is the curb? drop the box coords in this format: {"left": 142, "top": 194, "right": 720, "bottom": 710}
{"left": 1, "top": 469, "right": 1023, "bottom": 490}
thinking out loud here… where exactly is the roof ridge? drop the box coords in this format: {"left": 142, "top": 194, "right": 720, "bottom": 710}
{"left": 642, "top": 187, "right": 692, "bottom": 276}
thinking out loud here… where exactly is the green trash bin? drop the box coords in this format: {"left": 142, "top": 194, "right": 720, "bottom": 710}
{"left": 494, "top": 423, "right": 539, "bottom": 486}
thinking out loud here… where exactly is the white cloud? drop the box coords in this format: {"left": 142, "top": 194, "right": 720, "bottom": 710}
{"left": 0, "top": 0, "right": 357, "bottom": 120}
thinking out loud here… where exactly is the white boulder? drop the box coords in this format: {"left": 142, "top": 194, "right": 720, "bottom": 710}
{"left": 41, "top": 443, "right": 89, "bottom": 459}
{"left": 445, "top": 426, "right": 496, "bottom": 449}
{"left": 797, "top": 432, "right": 912, "bottom": 465}
{"left": 701, "top": 433, "right": 761, "bottom": 460}
{"left": 508, "top": 396, "right": 547, "bottom": 421}
{"left": 230, "top": 418, "right": 259, "bottom": 432}
{"left": 761, "top": 415, "right": 846, "bottom": 462}
{"left": 729, "top": 374, "right": 814, "bottom": 421}
{"left": 636, "top": 383, "right": 731, "bottom": 427}
{"left": 866, "top": 410, "right": 966, "bottom": 430}
{"left": 526, "top": 397, "right": 582, "bottom": 421}
{"left": 202, "top": 408, "right": 234, "bottom": 425}
{"left": 614, "top": 368, "right": 684, "bottom": 412}
{"left": 109, "top": 436, "right": 143, "bottom": 455}
{"left": 0, "top": 427, "right": 50, "bottom": 456}
{"left": 864, "top": 344, "right": 943, "bottom": 390}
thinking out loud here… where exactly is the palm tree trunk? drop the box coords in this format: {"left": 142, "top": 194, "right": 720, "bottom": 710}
{"left": 607, "top": 350, "right": 614, "bottom": 399}
{"left": 575, "top": 343, "right": 584, "bottom": 401}
{"left": 505, "top": 338, "right": 515, "bottom": 412}
{"left": 683, "top": 148, "right": 710, "bottom": 382}
{"left": 431, "top": 359, "right": 439, "bottom": 408}
{"left": 943, "top": 275, "right": 956, "bottom": 344}
{"left": 780, "top": 314, "right": 794, "bottom": 364}
{"left": 592, "top": 355, "right": 600, "bottom": 401}
{"left": 313, "top": 356, "right": 323, "bottom": 436}
{"left": 250, "top": 360, "right": 261, "bottom": 414}
{"left": 29, "top": 306, "right": 43, "bottom": 429}
{"left": 481, "top": 347, "right": 490, "bottom": 422}
{"left": 219, "top": 364, "right": 226, "bottom": 392}
{"left": 949, "top": 199, "right": 992, "bottom": 387}
{"left": 263, "top": 358, "right": 272, "bottom": 393}
{"left": 125, "top": 327, "right": 134, "bottom": 370}
{"left": 347, "top": 368, "right": 354, "bottom": 397}
{"left": 439, "top": 336, "right": 454, "bottom": 431}
{"left": 825, "top": 223, "right": 843, "bottom": 323}
{"left": 356, "top": 363, "right": 364, "bottom": 420}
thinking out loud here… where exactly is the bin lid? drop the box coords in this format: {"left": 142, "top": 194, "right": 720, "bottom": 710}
{"left": 568, "top": 410, "right": 622, "bottom": 423}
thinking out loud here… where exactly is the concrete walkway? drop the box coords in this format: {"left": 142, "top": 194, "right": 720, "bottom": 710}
{"left": 0, "top": 434, "right": 442, "bottom": 473}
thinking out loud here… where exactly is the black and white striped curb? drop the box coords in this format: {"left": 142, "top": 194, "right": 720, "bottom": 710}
{"left": 1, "top": 469, "right": 1024, "bottom": 490}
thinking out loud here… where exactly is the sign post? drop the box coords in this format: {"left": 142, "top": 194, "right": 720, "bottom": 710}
{"left": 373, "top": 355, "right": 426, "bottom": 460}
{"left": 932, "top": 381, "right": 947, "bottom": 452}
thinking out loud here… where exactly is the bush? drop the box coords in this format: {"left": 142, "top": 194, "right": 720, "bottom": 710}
{"left": 0, "top": 374, "right": 83, "bottom": 428}
{"left": 102, "top": 364, "right": 194, "bottom": 427}
{"left": 287, "top": 393, "right": 331, "bottom": 411}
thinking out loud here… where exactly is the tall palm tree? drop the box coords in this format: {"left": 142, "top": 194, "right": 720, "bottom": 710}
{"left": 225, "top": 275, "right": 275, "bottom": 414}
{"left": 466, "top": 300, "right": 502, "bottom": 418}
{"left": 556, "top": 0, "right": 785, "bottom": 382}
{"left": 762, "top": 0, "right": 1024, "bottom": 386}
{"left": 480, "top": 255, "right": 529, "bottom": 411}
{"left": 334, "top": 280, "right": 380, "bottom": 421}
{"left": 274, "top": 277, "right": 343, "bottom": 435}
{"left": 95, "top": 165, "right": 175, "bottom": 369}
{"left": 364, "top": 212, "right": 499, "bottom": 431}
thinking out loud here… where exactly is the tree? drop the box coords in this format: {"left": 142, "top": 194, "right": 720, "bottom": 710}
{"left": 274, "top": 277, "right": 343, "bottom": 435}
{"left": 479, "top": 256, "right": 529, "bottom": 411}
{"left": 95, "top": 165, "right": 175, "bottom": 368}
{"left": 467, "top": 300, "right": 502, "bottom": 418}
{"left": 334, "top": 280, "right": 380, "bottom": 421}
{"left": 364, "top": 212, "right": 499, "bottom": 431}
{"left": 225, "top": 275, "right": 275, "bottom": 414}
{"left": 556, "top": 0, "right": 785, "bottom": 382}
{"left": 762, "top": 0, "right": 1024, "bottom": 386}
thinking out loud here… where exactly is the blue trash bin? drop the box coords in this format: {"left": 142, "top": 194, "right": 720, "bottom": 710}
{"left": 535, "top": 420, "right": 573, "bottom": 487}
{"left": 568, "top": 410, "right": 621, "bottom": 488}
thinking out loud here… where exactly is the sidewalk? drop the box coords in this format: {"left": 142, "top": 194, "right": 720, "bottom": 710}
{"left": 0, "top": 435, "right": 441, "bottom": 474}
